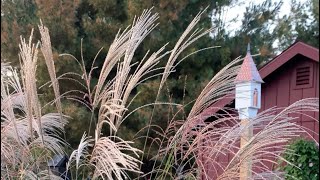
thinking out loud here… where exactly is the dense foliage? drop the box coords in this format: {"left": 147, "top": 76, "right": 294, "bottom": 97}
{"left": 279, "top": 139, "right": 319, "bottom": 180}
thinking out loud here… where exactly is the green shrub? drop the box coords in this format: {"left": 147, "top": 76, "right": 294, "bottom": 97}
{"left": 280, "top": 139, "right": 319, "bottom": 180}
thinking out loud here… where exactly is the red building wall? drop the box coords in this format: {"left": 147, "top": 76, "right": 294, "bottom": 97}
{"left": 260, "top": 54, "right": 319, "bottom": 142}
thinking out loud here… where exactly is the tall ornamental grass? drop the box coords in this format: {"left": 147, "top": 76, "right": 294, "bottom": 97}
{"left": 1, "top": 8, "right": 318, "bottom": 180}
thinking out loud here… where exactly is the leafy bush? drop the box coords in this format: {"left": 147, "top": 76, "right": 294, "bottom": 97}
{"left": 279, "top": 139, "right": 319, "bottom": 180}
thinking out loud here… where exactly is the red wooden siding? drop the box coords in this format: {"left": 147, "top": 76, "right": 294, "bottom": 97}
{"left": 259, "top": 55, "right": 318, "bottom": 139}
{"left": 254, "top": 55, "right": 319, "bottom": 171}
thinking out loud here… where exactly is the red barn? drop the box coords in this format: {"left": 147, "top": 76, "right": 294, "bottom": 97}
{"left": 200, "top": 41, "right": 319, "bottom": 179}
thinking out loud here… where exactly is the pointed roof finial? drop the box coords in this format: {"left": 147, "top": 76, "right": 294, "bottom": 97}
{"left": 235, "top": 43, "right": 264, "bottom": 83}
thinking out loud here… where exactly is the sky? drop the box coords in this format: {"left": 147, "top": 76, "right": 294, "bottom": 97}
{"left": 215, "top": 0, "right": 310, "bottom": 53}
{"left": 221, "top": 0, "right": 309, "bottom": 35}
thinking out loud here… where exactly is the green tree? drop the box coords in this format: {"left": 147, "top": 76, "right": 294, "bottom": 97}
{"left": 223, "top": 0, "right": 283, "bottom": 67}
{"left": 274, "top": 0, "right": 319, "bottom": 50}
{"left": 1, "top": 0, "right": 38, "bottom": 63}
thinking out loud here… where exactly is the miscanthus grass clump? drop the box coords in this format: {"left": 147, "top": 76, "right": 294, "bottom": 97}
{"left": 1, "top": 7, "right": 318, "bottom": 180}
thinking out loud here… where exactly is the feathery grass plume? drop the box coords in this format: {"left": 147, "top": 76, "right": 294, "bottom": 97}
{"left": 1, "top": 69, "right": 25, "bottom": 176}
{"left": 31, "top": 8, "right": 166, "bottom": 179}
{"left": 29, "top": 113, "right": 68, "bottom": 155}
{"left": 148, "top": 57, "right": 241, "bottom": 179}
{"left": 1, "top": 65, "right": 68, "bottom": 179}
{"left": 18, "top": 28, "right": 68, "bottom": 149}
{"left": 38, "top": 21, "right": 64, "bottom": 131}
{"left": 56, "top": 39, "right": 97, "bottom": 113}
{"left": 67, "top": 132, "right": 94, "bottom": 178}
{"left": 1, "top": 68, "right": 22, "bottom": 145}
{"left": 90, "top": 9, "right": 168, "bottom": 179}
{"left": 2, "top": 30, "right": 68, "bottom": 178}
{"left": 1, "top": 65, "right": 30, "bottom": 172}
{"left": 92, "top": 23, "right": 134, "bottom": 109}
{"left": 20, "top": 169, "right": 64, "bottom": 180}
{"left": 18, "top": 29, "right": 43, "bottom": 143}
{"left": 187, "top": 57, "right": 242, "bottom": 119}
{"left": 91, "top": 135, "right": 143, "bottom": 179}
{"left": 140, "top": 7, "right": 219, "bottom": 176}
{"left": 95, "top": 8, "right": 163, "bottom": 137}
{"left": 57, "top": 9, "right": 165, "bottom": 137}
{"left": 158, "top": 6, "right": 214, "bottom": 95}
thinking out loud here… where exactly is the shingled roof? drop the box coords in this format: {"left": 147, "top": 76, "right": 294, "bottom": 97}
{"left": 235, "top": 44, "right": 263, "bottom": 83}
{"left": 235, "top": 44, "right": 264, "bottom": 83}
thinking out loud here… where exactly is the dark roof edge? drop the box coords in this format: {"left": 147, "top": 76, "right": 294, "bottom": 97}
{"left": 199, "top": 41, "right": 319, "bottom": 117}
{"left": 259, "top": 41, "right": 319, "bottom": 79}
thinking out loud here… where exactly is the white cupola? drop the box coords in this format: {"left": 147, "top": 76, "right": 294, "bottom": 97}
{"left": 235, "top": 44, "right": 264, "bottom": 119}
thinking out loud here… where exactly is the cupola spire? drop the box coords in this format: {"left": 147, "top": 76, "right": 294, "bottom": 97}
{"left": 235, "top": 44, "right": 264, "bottom": 83}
